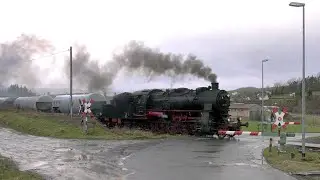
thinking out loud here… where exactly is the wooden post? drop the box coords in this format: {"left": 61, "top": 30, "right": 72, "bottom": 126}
{"left": 269, "top": 138, "right": 273, "bottom": 152}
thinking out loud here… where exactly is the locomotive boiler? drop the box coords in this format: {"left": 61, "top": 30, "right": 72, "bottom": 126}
{"left": 95, "top": 82, "right": 248, "bottom": 136}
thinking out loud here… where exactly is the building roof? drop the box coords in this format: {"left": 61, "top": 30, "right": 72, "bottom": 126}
{"left": 230, "top": 103, "right": 260, "bottom": 109}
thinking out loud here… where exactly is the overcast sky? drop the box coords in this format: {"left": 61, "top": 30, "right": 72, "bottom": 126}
{"left": 0, "top": 0, "right": 319, "bottom": 92}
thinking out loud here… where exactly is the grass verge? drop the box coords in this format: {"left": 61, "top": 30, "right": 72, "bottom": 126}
{"left": 242, "top": 120, "right": 320, "bottom": 133}
{"left": 0, "top": 154, "right": 43, "bottom": 180}
{"left": 263, "top": 146, "right": 320, "bottom": 179}
{"left": 0, "top": 109, "right": 173, "bottom": 140}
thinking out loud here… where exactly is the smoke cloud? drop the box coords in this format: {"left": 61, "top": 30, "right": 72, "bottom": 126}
{"left": 64, "top": 45, "right": 117, "bottom": 93}
{"left": 0, "top": 34, "right": 53, "bottom": 87}
{"left": 67, "top": 40, "right": 217, "bottom": 92}
{"left": 114, "top": 41, "right": 217, "bottom": 83}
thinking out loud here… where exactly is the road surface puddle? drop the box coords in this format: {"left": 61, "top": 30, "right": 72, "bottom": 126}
{"left": 0, "top": 127, "right": 157, "bottom": 180}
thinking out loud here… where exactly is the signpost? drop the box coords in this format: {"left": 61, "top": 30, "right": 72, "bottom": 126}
{"left": 218, "top": 107, "right": 298, "bottom": 139}
{"left": 271, "top": 107, "right": 300, "bottom": 132}
{"left": 79, "top": 98, "right": 95, "bottom": 134}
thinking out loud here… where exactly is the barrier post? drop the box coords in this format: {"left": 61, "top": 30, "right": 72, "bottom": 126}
{"left": 269, "top": 138, "right": 273, "bottom": 152}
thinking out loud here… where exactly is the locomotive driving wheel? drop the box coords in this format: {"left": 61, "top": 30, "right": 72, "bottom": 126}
{"left": 181, "top": 123, "right": 189, "bottom": 135}
{"left": 159, "top": 122, "right": 167, "bottom": 134}
{"left": 227, "top": 134, "right": 235, "bottom": 138}
{"left": 217, "top": 134, "right": 226, "bottom": 139}
{"left": 150, "top": 122, "right": 157, "bottom": 133}
{"left": 168, "top": 122, "right": 179, "bottom": 135}
{"left": 168, "top": 125, "right": 176, "bottom": 135}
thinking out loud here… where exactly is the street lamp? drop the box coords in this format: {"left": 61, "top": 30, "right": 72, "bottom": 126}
{"left": 289, "top": 1, "right": 306, "bottom": 158}
{"left": 261, "top": 59, "right": 268, "bottom": 165}
{"left": 261, "top": 59, "right": 269, "bottom": 139}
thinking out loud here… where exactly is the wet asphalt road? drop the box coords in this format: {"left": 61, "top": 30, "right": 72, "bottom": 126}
{"left": 124, "top": 133, "right": 320, "bottom": 180}
{"left": 124, "top": 136, "right": 294, "bottom": 180}
{"left": 0, "top": 127, "right": 155, "bottom": 180}
{"left": 0, "top": 127, "right": 319, "bottom": 180}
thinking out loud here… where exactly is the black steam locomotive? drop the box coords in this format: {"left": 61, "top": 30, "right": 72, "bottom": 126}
{"left": 94, "top": 82, "right": 248, "bottom": 137}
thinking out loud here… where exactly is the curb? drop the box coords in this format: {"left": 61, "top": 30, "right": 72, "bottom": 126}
{"left": 291, "top": 171, "right": 320, "bottom": 177}
{"left": 261, "top": 132, "right": 296, "bottom": 137}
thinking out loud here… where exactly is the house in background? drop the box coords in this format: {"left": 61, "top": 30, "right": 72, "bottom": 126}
{"left": 228, "top": 103, "right": 262, "bottom": 121}
{"left": 258, "top": 95, "right": 270, "bottom": 100}
{"left": 312, "top": 90, "right": 320, "bottom": 96}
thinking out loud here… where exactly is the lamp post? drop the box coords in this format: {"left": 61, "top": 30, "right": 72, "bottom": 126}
{"left": 261, "top": 59, "right": 269, "bottom": 140}
{"left": 261, "top": 59, "right": 268, "bottom": 165}
{"left": 289, "top": 1, "right": 306, "bottom": 158}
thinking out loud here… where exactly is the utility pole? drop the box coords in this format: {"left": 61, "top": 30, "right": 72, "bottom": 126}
{"left": 261, "top": 59, "right": 268, "bottom": 165}
{"left": 70, "top": 46, "right": 73, "bottom": 121}
{"left": 261, "top": 59, "right": 269, "bottom": 140}
{"left": 301, "top": 3, "right": 306, "bottom": 159}
{"left": 289, "top": 1, "right": 306, "bottom": 158}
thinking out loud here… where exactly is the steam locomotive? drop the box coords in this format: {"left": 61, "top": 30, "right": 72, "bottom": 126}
{"left": 93, "top": 82, "right": 248, "bottom": 138}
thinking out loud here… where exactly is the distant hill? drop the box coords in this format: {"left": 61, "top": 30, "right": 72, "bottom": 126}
{"left": 227, "top": 73, "right": 320, "bottom": 114}
{"left": 229, "top": 87, "right": 259, "bottom": 93}
{"left": 228, "top": 87, "right": 260, "bottom": 97}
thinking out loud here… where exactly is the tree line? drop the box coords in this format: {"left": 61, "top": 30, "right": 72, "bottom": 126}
{"left": 0, "top": 84, "right": 36, "bottom": 97}
{"left": 269, "top": 73, "right": 320, "bottom": 97}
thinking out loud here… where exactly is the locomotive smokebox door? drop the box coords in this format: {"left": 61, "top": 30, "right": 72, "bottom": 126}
{"left": 200, "top": 104, "right": 211, "bottom": 133}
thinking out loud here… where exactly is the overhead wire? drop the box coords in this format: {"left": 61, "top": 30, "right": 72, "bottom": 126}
{"left": 29, "top": 48, "right": 70, "bottom": 61}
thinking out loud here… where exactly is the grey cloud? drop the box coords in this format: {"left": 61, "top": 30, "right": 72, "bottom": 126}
{"left": 62, "top": 26, "right": 320, "bottom": 92}
{"left": 0, "top": 34, "right": 53, "bottom": 88}
{"left": 155, "top": 25, "right": 320, "bottom": 89}
{"left": 66, "top": 41, "right": 219, "bottom": 93}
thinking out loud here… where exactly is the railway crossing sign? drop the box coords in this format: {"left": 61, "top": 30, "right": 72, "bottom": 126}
{"left": 78, "top": 98, "right": 95, "bottom": 134}
{"left": 272, "top": 107, "right": 285, "bottom": 129}
{"left": 79, "top": 98, "right": 95, "bottom": 117}
{"left": 271, "top": 107, "right": 297, "bottom": 130}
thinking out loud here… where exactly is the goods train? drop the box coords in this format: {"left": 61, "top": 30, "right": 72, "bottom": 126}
{"left": 0, "top": 82, "right": 248, "bottom": 138}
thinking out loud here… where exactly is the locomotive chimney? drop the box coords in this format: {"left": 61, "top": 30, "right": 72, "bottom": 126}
{"left": 211, "top": 82, "right": 219, "bottom": 90}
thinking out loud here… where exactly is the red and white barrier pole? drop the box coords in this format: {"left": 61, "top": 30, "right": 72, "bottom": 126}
{"left": 272, "top": 121, "right": 301, "bottom": 130}
{"left": 218, "top": 130, "right": 296, "bottom": 137}
{"left": 218, "top": 130, "right": 262, "bottom": 136}
{"left": 284, "top": 122, "right": 301, "bottom": 125}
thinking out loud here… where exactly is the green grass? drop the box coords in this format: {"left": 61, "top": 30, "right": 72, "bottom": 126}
{"left": 290, "top": 113, "right": 320, "bottom": 127}
{"left": 0, "top": 154, "right": 43, "bottom": 180}
{"left": 0, "top": 109, "right": 172, "bottom": 140}
{"left": 263, "top": 146, "right": 320, "bottom": 174}
{"left": 241, "top": 120, "right": 320, "bottom": 133}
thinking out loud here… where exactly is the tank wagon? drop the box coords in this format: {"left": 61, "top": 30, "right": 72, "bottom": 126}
{"left": 105, "top": 96, "right": 113, "bottom": 104}
{"left": 53, "top": 93, "right": 107, "bottom": 114}
{"left": 0, "top": 97, "right": 17, "bottom": 109}
{"left": 14, "top": 95, "right": 53, "bottom": 112}
{"left": 94, "top": 82, "right": 248, "bottom": 137}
